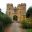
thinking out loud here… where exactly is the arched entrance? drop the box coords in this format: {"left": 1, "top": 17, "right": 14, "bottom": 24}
{"left": 13, "top": 15, "right": 18, "bottom": 21}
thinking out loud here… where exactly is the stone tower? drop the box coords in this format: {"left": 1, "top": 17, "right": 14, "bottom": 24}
{"left": 17, "top": 3, "right": 26, "bottom": 21}
{"left": 6, "top": 3, "right": 26, "bottom": 22}
{"left": 6, "top": 3, "right": 14, "bottom": 20}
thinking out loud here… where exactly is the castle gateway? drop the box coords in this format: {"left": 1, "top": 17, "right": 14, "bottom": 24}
{"left": 6, "top": 3, "right": 26, "bottom": 22}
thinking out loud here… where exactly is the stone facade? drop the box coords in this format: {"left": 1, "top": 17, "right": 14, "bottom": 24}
{"left": 6, "top": 3, "right": 26, "bottom": 22}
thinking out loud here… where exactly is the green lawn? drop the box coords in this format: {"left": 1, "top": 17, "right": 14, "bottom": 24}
{"left": 26, "top": 29, "right": 32, "bottom": 32}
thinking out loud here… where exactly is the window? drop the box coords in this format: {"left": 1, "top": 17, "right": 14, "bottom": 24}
{"left": 9, "top": 12, "right": 11, "bottom": 15}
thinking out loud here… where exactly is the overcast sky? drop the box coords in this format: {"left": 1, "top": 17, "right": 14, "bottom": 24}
{"left": 0, "top": 0, "right": 32, "bottom": 13}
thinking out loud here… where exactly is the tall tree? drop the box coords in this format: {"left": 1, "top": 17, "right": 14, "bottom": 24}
{"left": 26, "top": 7, "right": 32, "bottom": 18}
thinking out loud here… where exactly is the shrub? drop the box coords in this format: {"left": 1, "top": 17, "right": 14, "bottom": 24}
{"left": 0, "top": 12, "right": 12, "bottom": 32}
{"left": 3, "top": 15, "right": 12, "bottom": 27}
{"left": 21, "top": 18, "right": 32, "bottom": 29}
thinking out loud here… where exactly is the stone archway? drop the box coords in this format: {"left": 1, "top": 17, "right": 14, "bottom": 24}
{"left": 13, "top": 15, "right": 18, "bottom": 21}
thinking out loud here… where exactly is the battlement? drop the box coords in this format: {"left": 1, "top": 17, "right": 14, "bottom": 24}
{"left": 17, "top": 3, "right": 26, "bottom": 7}
{"left": 21, "top": 3, "right": 26, "bottom": 6}
{"left": 7, "top": 3, "right": 13, "bottom": 6}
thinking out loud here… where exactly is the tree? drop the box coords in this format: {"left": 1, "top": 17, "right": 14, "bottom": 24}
{"left": 26, "top": 7, "right": 32, "bottom": 18}
{"left": 0, "top": 11, "right": 12, "bottom": 32}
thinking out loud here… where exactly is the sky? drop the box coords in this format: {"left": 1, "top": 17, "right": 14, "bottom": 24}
{"left": 0, "top": 0, "right": 32, "bottom": 13}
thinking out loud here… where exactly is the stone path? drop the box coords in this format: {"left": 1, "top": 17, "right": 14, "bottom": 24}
{"left": 11, "top": 21, "right": 26, "bottom": 32}
{"left": 4, "top": 21, "right": 26, "bottom": 32}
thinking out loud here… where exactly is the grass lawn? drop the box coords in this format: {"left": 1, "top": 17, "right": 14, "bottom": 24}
{"left": 26, "top": 29, "right": 32, "bottom": 32}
